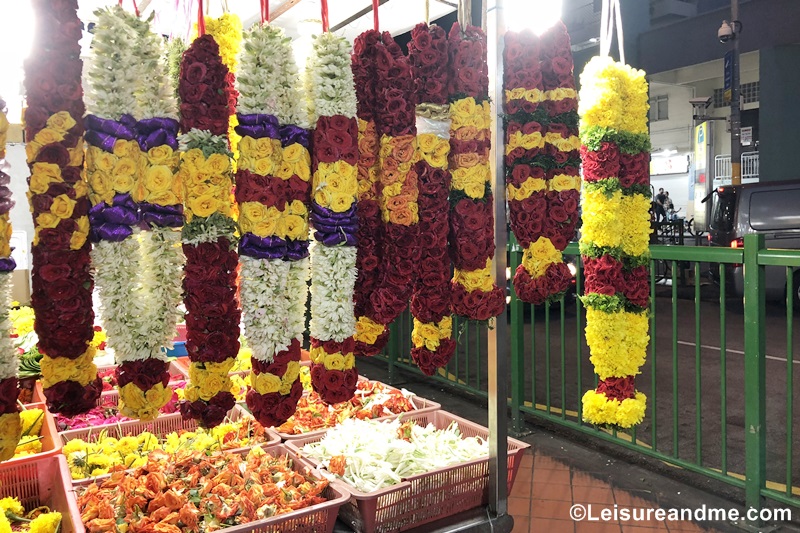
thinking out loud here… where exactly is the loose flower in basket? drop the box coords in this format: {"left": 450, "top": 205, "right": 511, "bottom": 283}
{"left": 24, "top": 0, "right": 101, "bottom": 416}
{"left": 0, "top": 497, "right": 61, "bottom": 533}
{"left": 306, "top": 31, "right": 361, "bottom": 404}
{"left": 235, "top": 21, "right": 311, "bottom": 427}
{"left": 579, "top": 55, "right": 652, "bottom": 428}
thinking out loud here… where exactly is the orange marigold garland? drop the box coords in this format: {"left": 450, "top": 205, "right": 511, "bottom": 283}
{"left": 24, "top": 0, "right": 101, "bottom": 416}
{"left": 447, "top": 22, "right": 504, "bottom": 321}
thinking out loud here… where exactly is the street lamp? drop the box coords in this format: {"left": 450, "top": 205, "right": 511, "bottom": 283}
{"left": 719, "top": 2, "right": 742, "bottom": 185}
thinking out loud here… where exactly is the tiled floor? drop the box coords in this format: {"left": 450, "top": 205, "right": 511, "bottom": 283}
{"left": 509, "top": 449, "right": 722, "bottom": 532}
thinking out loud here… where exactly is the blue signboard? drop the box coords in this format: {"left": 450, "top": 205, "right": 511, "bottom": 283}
{"left": 723, "top": 50, "right": 733, "bottom": 103}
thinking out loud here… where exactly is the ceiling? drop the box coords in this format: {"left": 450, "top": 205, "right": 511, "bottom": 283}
{"left": 78, "top": 0, "right": 456, "bottom": 43}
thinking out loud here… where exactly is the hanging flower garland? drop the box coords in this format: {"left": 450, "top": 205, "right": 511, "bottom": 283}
{"left": 0, "top": 98, "right": 20, "bottom": 461}
{"left": 235, "top": 23, "right": 310, "bottom": 427}
{"left": 127, "top": 13, "right": 185, "bottom": 419}
{"left": 579, "top": 56, "right": 652, "bottom": 428}
{"left": 408, "top": 23, "right": 455, "bottom": 375}
{"left": 178, "top": 35, "right": 240, "bottom": 428}
{"left": 351, "top": 30, "right": 388, "bottom": 356}
{"left": 504, "top": 23, "right": 581, "bottom": 305}
{"left": 24, "top": 0, "right": 100, "bottom": 416}
{"left": 204, "top": 13, "right": 243, "bottom": 167}
{"left": 447, "top": 22, "right": 504, "bottom": 321}
{"left": 306, "top": 32, "right": 360, "bottom": 404}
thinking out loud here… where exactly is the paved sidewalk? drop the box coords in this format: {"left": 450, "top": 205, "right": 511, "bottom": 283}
{"left": 356, "top": 358, "right": 799, "bottom": 533}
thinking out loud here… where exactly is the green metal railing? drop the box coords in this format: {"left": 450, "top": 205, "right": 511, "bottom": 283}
{"left": 379, "top": 233, "right": 800, "bottom": 519}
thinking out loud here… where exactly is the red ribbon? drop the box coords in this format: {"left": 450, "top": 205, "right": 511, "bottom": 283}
{"left": 118, "top": 0, "right": 140, "bottom": 17}
{"left": 373, "top": 0, "right": 379, "bottom": 31}
{"left": 321, "top": 0, "right": 329, "bottom": 32}
{"left": 261, "top": 0, "right": 269, "bottom": 23}
{"left": 197, "top": 0, "right": 205, "bottom": 36}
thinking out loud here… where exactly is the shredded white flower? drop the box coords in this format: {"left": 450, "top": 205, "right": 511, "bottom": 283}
{"left": 309, "top": 244, "right": 357, "bottom": 342}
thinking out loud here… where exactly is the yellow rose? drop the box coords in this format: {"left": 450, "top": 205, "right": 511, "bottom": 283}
{"left": 417, "top": 134, "right": 438, "bottom": 154}
{"left": 329, "top": 193, "right": 354, "bottom": 213}
{"left": 252, "top": 371, "right": 282, "bottom": 394}
{"left": 343, "top": 353, "right": 355, "bottom": 369}
{"left": 314, "top": 189, "right": 332, "bottom": 208}
{"left": 29, "top": 166, "right": 61, "bottom": 194}
{"left": 50, "top": 194, "right": 76, "bottom": 219}
{"left": 113, "top": 139, "right": 137, "bottom": 158}
{"left": 33, "top": 128, "right": 64, "bottom": 146}
{"left": 25, "top": 141, "right": 42, "bottom": 161}
{"left": 287, "top": 200, "right": 306, "bottom": 216}
{"left": 549, "top": 174, "right": 577, "bottom": 192}
{"left": 254, "top": 157, "right": 277, "bottom": 176}
{"left": 112, "top": 156, "right": 136, "bottom": 177}
{"left": 189, "top": 194, "right": 220, "bottom": 218}
{"left": 95, "top": 151, "right": 117, "bottom": 173}
{"left": 144, "top": 164, "right": 173, "bottom": 193}
{"left": 184, "top": 385, "right": 200, "bottom": 403}
{"left": 254, "top": 137, "right": 278, "bottom": 159}
{"left": 147, "top": 145, "right": 174, "bottom": 165}
{"left": 199, "top": 374, "right": 227, "bottom": 400}
{"left": 282, "top": 214, "right": 307, "bottom": 240}
{"left": 205, "top": 153, "right": 231, "bottom": 174}
{"left": 35, "top": 213, "right": 60, "bottom": 229}
{"left": 275, "top": 161, "right": 295, "bottom": 180}
{"left": 253, "top": 218, "right": 278, "bottom": 237}
{"left": 46, "top": 111, "right": 76, "bottom": 133}
{"left": 75, "top": 216, "right": 90, "bottom": 236}
{"left": 293, "top": 162, "right": 311, "bottom": 181}
{"left": 113, "top": 174, "right": 135, "bottom": 194}
{"left": 73, "top": 180, "right": 88, "bottom": 199}
{"left": 69, "top": 147, "right": 84, "bottom": 167}
{"left": 282, "top": 143, "right": 307, "bottom": 164}
{"left": 240, "top": 202, "right": 268, "bottom": 223}
{"left": 325, "top": 353, "right": 345, "bottom": 371}
{"left": 147, "top": 190, "right": 179, "bottom": 206}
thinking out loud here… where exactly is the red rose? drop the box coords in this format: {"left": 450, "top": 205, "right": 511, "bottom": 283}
{"left": 581, "top": 142, "right": 620, "bottom": 181}
{"left": 620, "top": 151, "right": 650, "bottom": 187}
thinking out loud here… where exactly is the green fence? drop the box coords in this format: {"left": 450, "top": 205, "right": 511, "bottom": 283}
{"left": 379, "top": 233, "right": 800, "bottom": 519}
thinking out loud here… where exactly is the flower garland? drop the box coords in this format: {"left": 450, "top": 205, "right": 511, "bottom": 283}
{"left": 84, "top": 8, "right": 183, "bottom": 421}
{"left": 235, "top": 23, "right": 310, "bottom": 427}
{"left": 178, "top": 35, "right": 240, "bottom": 428}
{"left": 408, "top": 23, "right": 455, "bottom": 375}
{"left": 0, "top": 98, "right": 20, "bottom": 462}
{"left": 504, "top": 24, "right": 581, "bottom": 305}
{"left": 306, "top": 32, "right": 360, "bottom": 404}
{"left": 351, "top": 30, "right": 388, "bottom": 356}
{"left": 204, "top": 13, "right": 243, "bottom": 166}
{"left": 24, "top": 0, "right": 101, "bottom": 416}
{"left": 579, "top": 56, "right": 652, "bottom": 428}
{"left": 447, "top": 22, "right": 505, "bottom": 321}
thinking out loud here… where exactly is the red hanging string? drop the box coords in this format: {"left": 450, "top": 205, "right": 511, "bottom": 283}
{"left": 372, "top": 0, "right": 379, "bottom": 31}
{"left": 197, "top": 0, "right": 205, "bottom": 36}
{"left": 321, "top": 0, "right": 329, "bottom": 32}
{"left": 132, "top": 0, "right": 140, "bottom": 17}
{"left": 261, "top": 0, "right": 269, "bottom": 23}
{"left": 119, "top": 0, "right": 123, "bottom": 5}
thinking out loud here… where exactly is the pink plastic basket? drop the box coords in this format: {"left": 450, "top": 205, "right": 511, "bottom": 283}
{"left": 274, "top": 389, "right": 441, "bottom": 441}
{"left": 0, "top": 455, "right": 82, "bottom": 533}
{"left": 287, "top": 410, "right": 530, "bottom": 533}
{"left": 61, "top": 405, "right": 280, "bottom": 485}
{"left": 69, "top": 444, "right": 350, "bottom": 533}
{"left": 4, "top": 402, "right": 61, "bottom": 466}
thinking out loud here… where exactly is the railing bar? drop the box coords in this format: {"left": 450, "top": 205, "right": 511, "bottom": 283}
{"left": 545, "top": 300, "right": 551, "bottom": 415}
{"left": 651, "top": 258, "right": 658, "bottom": 453}
{"left": 695, "top": 261, "right": 702, "bottom": 466}
{"left": 531, "top": 302, "right": 536, "bottom": 408}
{"left": 458, "top": 315, "right": 464, "bottom": 387}
{"left": 672, "top": 260, "right": 679, "bottom": 459}
{"left": 786, "top": 266, "right": 794, "bottom": 498}
{"left": 560, "top": 295, "right": 566, "bottom": 421}
{"left": 476, "top": 323, "right": 481, "bottom": 391}
{"left": 720, "top": 264, "right": 728, "bottom": 475}
{"left": 576, "top": 259, "right": 584, "bottom": 427}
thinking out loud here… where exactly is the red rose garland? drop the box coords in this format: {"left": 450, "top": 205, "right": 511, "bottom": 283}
{"left": 504, "top": 24, "right": 581, "bottom": 305}
{"left": 447, "top": 22, "right": 505, "bottom": 321}
{"left": 178, "top": 35, "right": 240, "bottom": 428}
{"left": 408, "top": 23, "right": 455, "bottom": 375}
{"left": 24, "top": 0, "right": 101, "bottom": 416}
{"left": 352, "top": 30, "right": 389, "bottom": 356}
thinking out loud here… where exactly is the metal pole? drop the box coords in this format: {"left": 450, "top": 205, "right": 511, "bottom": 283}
{"left": 730, "top": 0, "right": 742, "bottom": 185}
{"left": 488, "top": 0, "right": 510, "bottom": 522}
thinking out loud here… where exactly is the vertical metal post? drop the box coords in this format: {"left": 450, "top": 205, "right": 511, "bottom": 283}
{"left": 387, "top": 322, "right": 398, "bottom": 384}
{"left": 487, "top": 0, "right": 509, "bottom": 519}
{"left": 510, "top": 235, "right": 526, "bottom": 435}
{"left": 743, "top": 233, "right": 765, "bottom": 520}
{"left": 730, "top": 0, "right": 742, "bottom": 185}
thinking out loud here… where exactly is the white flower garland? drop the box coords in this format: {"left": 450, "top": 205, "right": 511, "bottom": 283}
{"left": 85, "top": 7, "right": 140, "bottom": 119}
{"left": 309, "top": 243, "right": 357, "bottom": 343}
{"left": 0, "top": 273, "right": 16, "bottom": 381}
{"left": 287, "top": 258, "right": 310, "bottom": 341}
{"left": 133, "top": 14, "right": 178, "bottom": 120}
{"left": 239, "top": 255, "right": 293, "bottom": 362}
{"left": 304, "top": 33, "right": 358, "bottom": 123}
{"left": 237, "top": 24, "right": 306, "bottom": 127}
